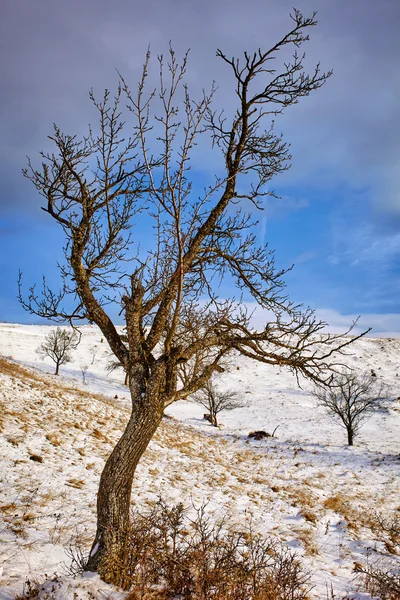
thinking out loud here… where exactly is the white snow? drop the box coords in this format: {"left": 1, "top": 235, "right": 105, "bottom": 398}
{"left": 0, "top": 323, "right": 399, "bottom": 599}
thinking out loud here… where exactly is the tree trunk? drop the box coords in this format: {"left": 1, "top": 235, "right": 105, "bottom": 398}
{"left": 347, "top": 427, "right": 353, "bottom": 446}
{"left": 124, "top": 370, "right": 129, "bottom": 386}
{"left": 85, "top": 379, "right": 164, "bottom": 586}
{"left": 55, "top": 362, "right": 60, "bottom": 375}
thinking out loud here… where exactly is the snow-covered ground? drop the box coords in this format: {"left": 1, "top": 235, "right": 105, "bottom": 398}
{"left": 0, "top": 323, "right": 399, "bottom": 599}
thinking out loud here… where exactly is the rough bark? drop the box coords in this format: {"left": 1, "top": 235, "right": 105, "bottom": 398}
{"left": 85, "top": 369, "right": 165, "bottom": 585}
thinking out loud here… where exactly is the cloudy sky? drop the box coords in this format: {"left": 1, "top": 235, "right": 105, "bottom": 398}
{"left": 1, "top": 0, "right": 399, "bottom": 335}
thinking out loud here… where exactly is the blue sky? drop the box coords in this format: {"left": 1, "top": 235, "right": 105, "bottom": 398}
{"left": 1, "top": 0, "right": 399, "bottom": 335}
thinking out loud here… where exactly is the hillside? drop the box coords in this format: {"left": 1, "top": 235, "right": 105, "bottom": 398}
{"left": 0, "top": 324, "right": 399, "bottom": 599}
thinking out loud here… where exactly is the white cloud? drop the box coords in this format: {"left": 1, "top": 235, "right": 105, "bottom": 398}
{"left": 313, "top": 308, "right": 400, "bottom": 338}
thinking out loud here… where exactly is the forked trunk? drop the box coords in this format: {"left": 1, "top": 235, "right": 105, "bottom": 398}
{"left": 85, "top": 382, "right": 164, "bottom": 586}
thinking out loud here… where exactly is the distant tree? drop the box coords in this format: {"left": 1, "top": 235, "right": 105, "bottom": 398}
{"left": 36, "top": 327, "right": 79, "bottom": 375}
{"left": 106, "top": 357, "right": 129, "bottom": 386}
{"left": 313, "top": 371, "right": 389, "bottom": 446}
{"left": 80, "top": 363, "right": 89, "bottom": 384}
{"left": 19, "top": 10, "right": 369, "bottom": 584}
{"left": 192, "top": 379, "right": 244, "bottom": 426}
{"left": 106, "top": 328, "right": 129, "bottom": 385}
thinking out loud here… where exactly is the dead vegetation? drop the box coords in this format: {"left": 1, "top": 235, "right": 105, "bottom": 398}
{"left": 352, "top": 511, "right": 400, "bottom": 599}
{"left": 94, "top": 500, "right": 312, "bottom": 598}
{"left": 322, "top": 492, "right": 384, "bottom": 534}
{"left": 0, "top": 356, "right": 125, "bottom": 411}
{"left": 357, "top": 561, "right": 400, "bottom": 600}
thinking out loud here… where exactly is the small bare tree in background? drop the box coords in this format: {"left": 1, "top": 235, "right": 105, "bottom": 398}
{"left": 36, "top": 327, "right": 79, "bottom": 375}
{"left": 193, "top": 379, "right": 244, "bottom": 426}
{"left": 313, "top": 372, "right": 389, "bottom": 446}
{"left": 106, "top": 357, "right": 129, "bottom": 386}
{"left": 80, "top": 364, "right": 89, "bottom": 385}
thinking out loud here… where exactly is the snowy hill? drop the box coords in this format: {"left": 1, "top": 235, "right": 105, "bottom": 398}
{"left": 0, "top": 323, "right": 399, "bottom": 599}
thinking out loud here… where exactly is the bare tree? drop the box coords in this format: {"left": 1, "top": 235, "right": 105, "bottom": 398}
{"left": 106, "top": 357, "right": 129, "bottom": 386}
{"left": 80, "top": 364, "right": 89, "bottom": 384}
{"left": 313, "top": 371, "right": 389, "bottom": 446}
{"left": 19, "top": 11, "right": 369, "bottom": 584}
{"left": 192, "top": 379, "right": 244, "bottom": 426}
{"left": 36, "top": 327, "right": 79, "bottom": 375}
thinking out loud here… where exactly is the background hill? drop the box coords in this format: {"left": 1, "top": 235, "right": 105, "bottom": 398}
{"left": 0, "top": 323, "right": 399, "bottom": 599}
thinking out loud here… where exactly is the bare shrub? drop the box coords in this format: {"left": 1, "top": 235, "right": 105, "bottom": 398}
{"left": 15, "top": 576, "right": 62, "bottom": 600}
{"left": 324, "top": 585, "right": 354, "bottom": 600}
{"left": 313, "top": 371, "right": 390, "bottom": 445}
{"left": 90, "top": 346, "right": 98, "bottom": 365}
{"left": 80, "top": 364, "right": 89, "bottom": 385}
{"left": 96, "top": 499, "right": 311, "bottom": 598}
{"left": 367, "top": 511, "right": 400, "bottom": 555}
{"left": 36, "top": 327, "right": 79, "bottom": 375}
{"left": 63, "top": 544, "right": 88, "bottom": 576}
{"left": 192, "top": 380, "right": 244, "bottom": 427}
{"left": 353, "top": 511, "right": 400, "bottom": 599}
{"left": 356, "top": 558, "right": 400, "bottom": 600}
{"left": 15, "top": 579, "right": 41, "bottom": 600}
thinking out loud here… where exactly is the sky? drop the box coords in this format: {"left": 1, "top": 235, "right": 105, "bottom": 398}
{"left": 0, "top": 0, "right": 399, "bottom": 336}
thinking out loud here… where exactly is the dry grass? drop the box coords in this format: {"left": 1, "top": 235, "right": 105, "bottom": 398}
{"left": 292, "top": 526, "right": 319, "bottom": 556}
{"left": 91, "top": 428, "right": 110, "bottom": 442}
{"left": 0, "top": 357, "right": 125, "bottom": 414}
{"left": 66, "top": 479, "right": 85, "bottom": 489}
{"left": 323, "top": 495, "right": 346, "bottom": 512}
{"left": 0, "top": 502, "right": 18, "bottom": 514}
{"left": 323, "top": 493, "right": 362, "bottom": 532}
{"left": 300, "top": 508, "right": 318, "bottom": 525}
{"left": 6, "top": 434, "right": 24, "bottom": 446}
{"left": 45, "top": 432, "right": 62, "bottom": 446}
{"left": 1, "top": 355, "right": 398, "bottom": 598}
